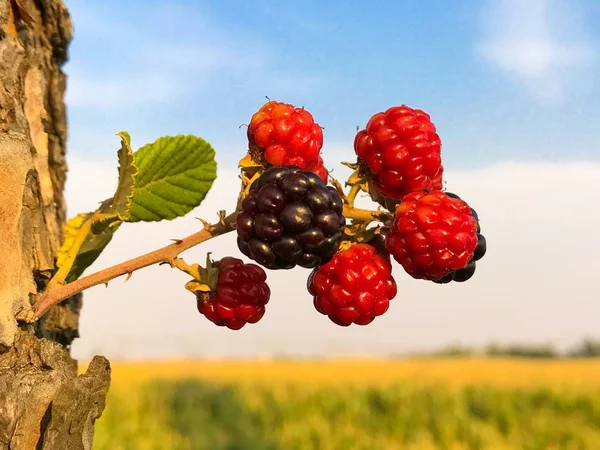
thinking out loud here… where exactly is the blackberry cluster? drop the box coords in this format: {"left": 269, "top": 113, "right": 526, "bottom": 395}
{"left": 237, "top": 166, "right": 346, "bottom": 270}
{"left": 432, "top": 192, "right": 487, "bottom": 284}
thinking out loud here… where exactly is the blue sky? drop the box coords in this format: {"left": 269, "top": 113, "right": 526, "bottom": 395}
{"left": 64, "top": 0, "right": 599, "bottom": 173}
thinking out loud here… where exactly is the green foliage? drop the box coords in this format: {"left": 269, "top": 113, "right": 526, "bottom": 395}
{"left": 109, "top": 131, "right": 138, "bottom": 218}
{"left": 127, "top": 134, "right": 217, "bottom": 222}
{"left": 94, "top": 380, "right": 600, "bottom": 450}
{"left": 57, "top": 210, "right": 121, "bottom": 283}
{"left": 568, "top": 339, "right": 600, "bottom": 358}
{"left": 413, "top": 339, "right": 600, "bottom": 359}
{"left": 485, "top": 343, "right": 558, "bottom": 359}
{"left": 54, "top": 132, "right": 216, "bottom": 283}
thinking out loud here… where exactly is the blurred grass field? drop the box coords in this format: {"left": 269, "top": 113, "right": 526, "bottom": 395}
{"left": 89, "top": 358, "right": 600, "bottom": 450}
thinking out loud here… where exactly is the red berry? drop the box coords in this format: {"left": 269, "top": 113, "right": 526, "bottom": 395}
{"left": 308, "top": 244, "right": 397, "bottom": 326}
{"left": 248, "top": 100, "right": 324, "bottom": 177}
{"left": 197, "top": 257, "right": 270, "bottom": 330}
{"left": 385, "top": 190, "right": 478, "bottom": 280}
{"left": 354, "top": 105, "right": 443, "bottom": 201}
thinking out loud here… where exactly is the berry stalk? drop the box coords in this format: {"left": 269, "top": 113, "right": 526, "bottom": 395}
{"left": 342, "top": 205, "right": 391, "bottom": 224}
{"left": 32, "top": 211, "right": 239, "bottom": 318}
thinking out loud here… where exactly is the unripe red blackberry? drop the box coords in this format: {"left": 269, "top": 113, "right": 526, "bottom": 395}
{"left": 247, "top": 100, "right": 326, "bottom": 181}
{"left": 308, "top": 243, "right": 397, "bottom": 326}
{"left": 354, "top": 105, "right": 443, "bottom": 202}
{"left": 385, "top": 190, "right": 479, "bottom": 280}
{"left": 237, "top": 166, "right": 346, "bottom": 270}
{"left": 196, "top": 257, "right": 270, "bottom": 330}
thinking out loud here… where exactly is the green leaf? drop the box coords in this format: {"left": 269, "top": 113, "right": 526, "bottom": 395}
{"left": 90, "top": 212, "right": 122, "bottom": 235}
{"left": 66, "top": 224, "right": 120, "bottom": 283}
{"left": 56, "top": 213, "right": 93, "bottom": 271}
{"left": 127, "top": 135, "right": 217, "bottom": 222}
{"left": 53, "top": 132, "right": 138, "bottom": 282}
{"left": 109, "top": 131, "right": 138, "bottom": 218}
{"left": 57, "top": 212, "right": 121, "bottom": 283}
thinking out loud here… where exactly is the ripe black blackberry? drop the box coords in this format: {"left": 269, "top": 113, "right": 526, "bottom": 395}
{"left": 236, "top": 166, "right": 346, "bottom": 270}
{"left": 432, "top": 192, "right": 487, "bottom": 284}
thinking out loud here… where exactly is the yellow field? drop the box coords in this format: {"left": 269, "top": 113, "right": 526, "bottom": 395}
{"left": 90, "top": 358, "right": 600, "bottom": 450}
{"left": 92, "top": 357, "right": 600, "bottom": 389}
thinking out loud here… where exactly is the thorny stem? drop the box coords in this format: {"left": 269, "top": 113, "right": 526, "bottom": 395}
{"left": 33, "top": 167, "right": 391, "bottom": 320}
{"left": 32, "top": 211, "right": 238, "bottom": 318}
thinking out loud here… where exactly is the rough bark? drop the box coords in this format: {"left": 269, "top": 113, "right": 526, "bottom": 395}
{"left": 0, "top": 1, "right": 110, "bottom": 449}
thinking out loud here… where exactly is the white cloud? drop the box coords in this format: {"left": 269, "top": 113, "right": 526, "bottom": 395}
{"left": 476, "top": 0, "right": 596, "bottom": 101}
{"left": 64, "top": 157, "right": 600, "bottom": 360}
{"left": 66, "top": 74, "right": 187, "bottom": 109}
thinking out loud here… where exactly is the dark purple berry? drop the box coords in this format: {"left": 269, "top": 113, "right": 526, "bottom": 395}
{"left": 453, "top": 262, "right": 476, "bottom": 282}
{"left": 237, "top": 166, "right": 346, "bottom": 270}
{"left": 432, "top": 272, "right": 454, "bottom": 284}
{"left": 473, "top": 234, "right": 486, "bottom": 261}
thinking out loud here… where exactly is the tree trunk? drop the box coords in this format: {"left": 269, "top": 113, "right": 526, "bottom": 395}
{"left": 0, "top": 1, "right": 110, "bottom": 449}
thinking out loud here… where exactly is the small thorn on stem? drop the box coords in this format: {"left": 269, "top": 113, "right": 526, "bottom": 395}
{"left": 170, "top": 238, "right": 184, "bottom": 245}
{"left": 104, "top": 282, "right": 109, "bottom": 288}
{"left": 196, "top": 217, "right": 211, "bottom": 230}
{"left": 125, "top": 272, "right": 133, "bottom": 282}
